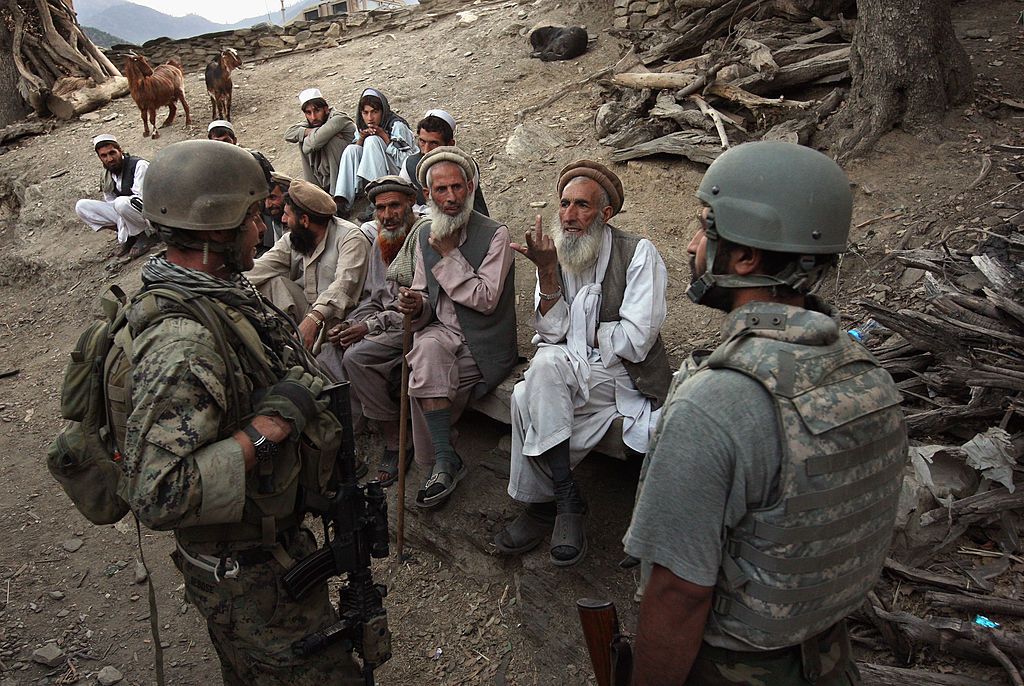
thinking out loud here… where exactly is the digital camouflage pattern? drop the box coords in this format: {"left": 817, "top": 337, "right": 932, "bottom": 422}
{"left": 696, "top": 299, "right": 907, "bottom": 650}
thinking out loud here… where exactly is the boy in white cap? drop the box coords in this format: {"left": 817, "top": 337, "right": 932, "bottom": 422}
{"left": 284, "top": 88, "right": 356, "bottom": 203}
{"left": 74, "top": 134, "right": 155, "bottom": 258}
{"left": 207, "top": 119, "right": 237, "bottom": 143}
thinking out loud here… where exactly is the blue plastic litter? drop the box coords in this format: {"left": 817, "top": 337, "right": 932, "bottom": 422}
{"left": 975, "top": 615, "right": 1000, "bottom": 629}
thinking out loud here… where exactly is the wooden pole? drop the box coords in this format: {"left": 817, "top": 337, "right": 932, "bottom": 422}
{"left": 395, "top": 315, "right": 412, "bottom": 561}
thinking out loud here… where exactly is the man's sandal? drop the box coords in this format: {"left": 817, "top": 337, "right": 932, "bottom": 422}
{"left": 415, "top": 458, "right": 466, "bottom": 509}
{"left": 493, "top": 503, "right": 556, "bottom": 555}
{"left": 550, "top": 511, "right": 587, "bottom": 567}
{"left": 375, "top": 448, "right": 408, "bottom": 488}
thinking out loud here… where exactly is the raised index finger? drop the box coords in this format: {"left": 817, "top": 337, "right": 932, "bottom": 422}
{"left": 534, "top": 214, "right": 543, "bottom": 242}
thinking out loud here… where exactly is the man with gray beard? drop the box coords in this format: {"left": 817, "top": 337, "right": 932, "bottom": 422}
{"left": 397, "top": 146, "right": 518, "bottom": 508}
{"left": 494, "top": 160, "right": 670, "bottom": 567}
{"left": 316, "top": 176, "right": 425, "bottom": 485}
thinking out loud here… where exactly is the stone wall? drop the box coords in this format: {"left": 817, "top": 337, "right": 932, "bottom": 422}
{"left": 103, "top": 5, "right": 419, "bottom": 73}
{"left": 612, "top": 0, "right": 678, "bottom": 31}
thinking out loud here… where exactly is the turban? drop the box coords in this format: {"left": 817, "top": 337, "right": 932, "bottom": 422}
{"left": 287, "top": 178, "right": 335, "bottom": 217}
{"left": 416, "top": 145, "right": 476, "bottom": 191}
{"left": 556, "top": 159, "right": 624, "bottom": 216}
{"left": 365, "top": 175, "right": 417, "bottom": 201}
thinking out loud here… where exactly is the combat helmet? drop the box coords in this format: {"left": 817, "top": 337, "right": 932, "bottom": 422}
{"left": 143, "top": 140, "right": 268, "bottom": 231}
{"left": 687, "top": 141, "right": 852, "bottom": 305}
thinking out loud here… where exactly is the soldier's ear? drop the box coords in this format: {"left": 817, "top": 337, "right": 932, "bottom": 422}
{"left": 730, "top": 245, "right": 762, "bottom": 276}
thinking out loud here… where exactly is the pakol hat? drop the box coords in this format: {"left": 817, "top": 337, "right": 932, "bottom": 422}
{"left": 298, "top": 87, "right": 325, "bottom": 108}
{"left": 287, "top": 178, "right": 335, "bottom": 217}
{"left": 269, "top": 171, "right": 292, "bottom": 190}
{"left": 208, "top": 119, "right": 235, "bottom": 134}
{"left": 365, "top": 175, "right": 417, "bottom": 201}
{"left": 423, "top": 108, "right": 457, "bottom": 135}
{"left": 557, "top": 159, "right": 624, "bottom": 216}
{"left": 91, "top": 133, "right": 119, "bottom": 149}
{"left": 416, "top": 145, "right": 476, "bottom": 190}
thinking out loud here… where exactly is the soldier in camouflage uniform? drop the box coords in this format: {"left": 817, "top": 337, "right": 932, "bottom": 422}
{"left": 122, "top": 140, "right": 363, "bottom": 685}
{"left": 623, "top": 142, "right": 908, "bottom": 685}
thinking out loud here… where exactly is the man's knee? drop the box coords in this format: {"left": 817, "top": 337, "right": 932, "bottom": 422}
{"left": 342, "top": 145, "right": 363, "bottom": 163}
{"left": 527, "top": 346, "right": 573, "bottom": 381}
{"left": 362, "top": 136, "right": 387, "bottom": 154}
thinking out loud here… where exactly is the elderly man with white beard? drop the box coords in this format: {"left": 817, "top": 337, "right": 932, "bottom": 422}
{"left": 397, "top": 146, "right": 518, "bottom": 508}
{"left": 494, "top": 160, "right": 671, "bottom": 567}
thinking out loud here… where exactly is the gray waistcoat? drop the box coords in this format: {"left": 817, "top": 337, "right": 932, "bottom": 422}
{"left": 420, "top": 211, "right": 518, "bottom": 397}
{"left": 101, "top": 154, "right": 142, "bottom": 198}
{"left": 560, "top": 226, "right": 672, "bottom": 409}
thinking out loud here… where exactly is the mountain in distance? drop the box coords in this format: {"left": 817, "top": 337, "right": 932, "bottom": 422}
{"left": 75, "top": 0, "right": 309, "bottom": 45}
{"left": 82, "top": 25, "right": 128, "bottom": 48}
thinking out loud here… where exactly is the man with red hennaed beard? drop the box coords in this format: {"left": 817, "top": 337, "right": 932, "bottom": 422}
{"left": 284, "top": 88, "right": 356, "bottom": 199}
{"left": 246, "top": 179, "right": 371, "bottom": 353}
{"left": 396, "top": 146, "right": 518, "bottom": 508}
{"left": 317, "top": 176, "right": 428, "bottom": 486}
{"left": 75, "top": 133, "right": 156, "bottom": 258}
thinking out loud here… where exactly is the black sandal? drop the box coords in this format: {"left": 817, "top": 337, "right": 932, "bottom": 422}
{"left": 415, "top": 457, "right": 466, "bottom": 509}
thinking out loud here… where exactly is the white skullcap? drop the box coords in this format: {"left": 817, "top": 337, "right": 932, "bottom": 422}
{"left": 91, "top": 133, "right": 118, "bottom": 148}
{"left": 207, "top": 120, "right": 235, "bottom": 134}
{"left": 298, "top": 88, "right": 324, "bottom": 107}
{"left": 423, "top": 109, "right": 457, "bottom": 135}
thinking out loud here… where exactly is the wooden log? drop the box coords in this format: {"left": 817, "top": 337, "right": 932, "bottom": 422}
{"left": 920, "top": 487, "right": 1024, "bottom": 528}
{"left": 730, "top": 47, "right": 850, "bottom": 95}
{"left": 609, "top": 130, "right": 723, "bottom": 166}
{"left": 873, "top": 610, "right": 999, "bottom": 664}
{"left": 762, "top": 87, "right": 844, "bottom": 144}
{"left": 858, "top": 663, "right": 998, "bottom": 686}
{"left": 884, "top": 558, "right": 979, "bottom": 593}
{"left": 612, "top": 72, "right": 698, "bottom": 90}
{"left": 46, "top": 75, "right": 129, "bottom": 120}
{"left": 642, "top": 0, "right": 759, "bottom": 65}
{"left": 705, "top": 82, "right": 812, "bottom": 109}
{"left": 926, "top": 591, "right": 1024, "bottom": 619}
{"left": 773, "top": 42, "right": 853, "bottom": 66}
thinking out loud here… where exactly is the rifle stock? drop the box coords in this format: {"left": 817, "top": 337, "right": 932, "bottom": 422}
{"left": 577, "top": 598, "right": 633, "bottom": 686}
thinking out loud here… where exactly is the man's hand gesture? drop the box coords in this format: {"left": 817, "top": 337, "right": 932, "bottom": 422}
{"left": 511, "top": 215, "right": 558, "bottom": 274}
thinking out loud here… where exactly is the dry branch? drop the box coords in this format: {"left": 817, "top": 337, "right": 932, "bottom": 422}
{"left": 926, "top": 591, "right": 1024, "bottom": 620}
{"left": 730, "top": 46, "right": 850, "bottom": 94}
{"left": 609, "top": 130, "right": 723, "bottom": 165}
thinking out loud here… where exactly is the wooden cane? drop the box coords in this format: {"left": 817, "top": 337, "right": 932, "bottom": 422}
{"left": 395, "top": 314, "right": 413, "bottom": 561}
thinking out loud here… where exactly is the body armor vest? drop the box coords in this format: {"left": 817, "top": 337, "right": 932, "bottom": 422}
{"left": 695, "top": 301, "right": 907, "bottom": 649}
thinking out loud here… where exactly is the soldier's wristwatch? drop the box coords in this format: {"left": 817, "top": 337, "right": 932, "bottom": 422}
{"left": 243, "top": 424, "right": 279, "bottom": 465}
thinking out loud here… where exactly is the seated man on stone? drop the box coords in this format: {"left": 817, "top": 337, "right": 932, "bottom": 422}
{"left": 494, "top": 160, "right": 670, "bottom": 567}
{"left": 399, "top": 109, "right": 489, "bottom": 218}
{"left": 333, "top": 88, "right": 416, "bottom": 218}
{"left": 317, "top": 176, "right": 424, "bottom": 485}
{"left": 284, "top": 88, "right": 356, "bottom": 200}
{"left": 75, "top": 134, "right": 156, "bottom": 258}
{"left": 396, "top": 147, "right": 518, "bottom": 508}
{"left": 246, "top": 179, "right": 371, "bottom": 352}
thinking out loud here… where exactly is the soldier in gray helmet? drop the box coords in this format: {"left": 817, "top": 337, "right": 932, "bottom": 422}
{"left": 623, "top": 141, "right": 908, "bottom": 685}
{"left": 124, "top": 140, "right": 363, "bottom": 684}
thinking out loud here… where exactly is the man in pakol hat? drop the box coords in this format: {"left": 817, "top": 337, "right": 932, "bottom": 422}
{"left": 75, "top": 133, "right": 155, "bottom": 258}
{"left": 396, "top": 146, "right": 518, "bottom": 507}
{"left": 246, "top": 178, "right": 371, "bottom": 352}
{"left": 494, "top": 160, "right": 670, "bottom": 568}
{"left": 399, "top": 109, "right": 489, "bottom": 218}
{"left": 262, "top": 171, "right": 292, "bottom": 255}
{"left": 284, "top": 88, "right": 356, "bottom": 199}
{"left": 318, "top": 175, "right": 425, "bottom": 485}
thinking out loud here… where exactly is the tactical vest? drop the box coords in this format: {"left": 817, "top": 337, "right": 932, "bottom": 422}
{"left": 406, "top": 153, "right": 490, "bottom": 216}
{"left": 123, "top": 288, "right": 342, "bottom": 555}
{"left": 102, "top": 154, "right": 142, "bottom": 197}
{"left": 582, "top": 226, "right": 672, "bottom": 409}
{"left": 419, "top": 211, "right": 518, "bottom": 396}
{"left": 695, "top": 302, "right": 907, "bottom": 650}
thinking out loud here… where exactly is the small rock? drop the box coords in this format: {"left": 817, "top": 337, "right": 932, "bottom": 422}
{"left": 102, "top": 113, "right": 119, "bottom": 122}
{"left": 48, "top": 590, "right": 65, "bottom": 600}
{"left": 79, "top": 112, "right": 102, "bottom": 122}
{"left": 96, "top": 665, "right": 124, "bottom": 685}
{"left": 134, "top": 561, "right": 148, "bottom": 584}
{"left": 964, "top": 28, "right": 991, "bottom": 39}
{"left": 899, "top": 268, "right": 925, "bottom": 287}
{"left": 456, "top": 10, "right": 479, "bottom": 23}
{"left": 56, "top": 609, "right": 70, "bottom": 618}
{"left": 62, "top": 538, "right": 83, "bottom": 552}
{"left": 529, "top": 201, "right": 547, "bottom": 208}
{"left": 31, "top": 643, "right": 64, "bottom": 668}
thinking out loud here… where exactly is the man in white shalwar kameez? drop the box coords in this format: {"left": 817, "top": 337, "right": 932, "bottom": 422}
{"left": 75, "top": 134, "right": 152, "bottom": 256}
{"left": 495, "top": 160, "right": 672, "bottom": 567}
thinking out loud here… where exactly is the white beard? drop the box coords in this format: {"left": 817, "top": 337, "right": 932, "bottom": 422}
{"left": 428, "top": 198, "right": 473, "bottom": 240}
{"left": 553, "top": 216, "right": 605, "bottom": 275}
{"left": 377, "top": 207, "right": 414, "bottom": 242}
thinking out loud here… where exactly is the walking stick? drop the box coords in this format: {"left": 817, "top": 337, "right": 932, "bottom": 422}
{"left": 395, "top": 314, "right": 412, "bottom": 561}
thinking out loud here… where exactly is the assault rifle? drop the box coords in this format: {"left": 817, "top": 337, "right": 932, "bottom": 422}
{"left": 283, "top": 382, "right": 392, "bottom": 685}
{"left": 577, "top": 598, "right": 632, "bottom": 686}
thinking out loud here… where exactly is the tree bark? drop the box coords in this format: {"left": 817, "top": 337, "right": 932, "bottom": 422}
{"left": 0, "top": 9, "right": 30, "bottom": 127}
{"left": 46, "top": 74, "right": 127, "bottom": 119}
{"left": 827, "top": 0, "right": 972, "bottom": 161}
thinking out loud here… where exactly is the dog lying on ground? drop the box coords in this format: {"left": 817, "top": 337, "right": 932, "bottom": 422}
{"left": 529, "top": 26, "right": 589, "bottom": 62}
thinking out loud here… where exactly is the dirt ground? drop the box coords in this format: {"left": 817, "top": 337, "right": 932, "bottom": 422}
{"left": 1, "top": 0, "right": 1023, "bottom": 684}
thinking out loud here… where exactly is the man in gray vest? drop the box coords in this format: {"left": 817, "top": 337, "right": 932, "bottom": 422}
{"left": 493, "top": 160, "right": 670, "bottom": 567}
{"left": 397, "top": 146, "right": 517, "bottom": 508}
{"left": 74, "top": 133, "right": 154, "bottom": 258}
{"left": 624, "top": 142, "right": 908, "bottom": 684}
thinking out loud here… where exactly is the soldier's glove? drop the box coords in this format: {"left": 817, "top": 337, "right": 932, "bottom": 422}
{"left": 256, "top": 366, "right": 328, "bottom": 435}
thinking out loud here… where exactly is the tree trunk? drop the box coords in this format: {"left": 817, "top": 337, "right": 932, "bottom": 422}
{"left": 46, "top": 74, "right": 127, "bottom": 119}
{"left": 827, "top": 0, "right": 971, "bottom": 160}
{"left": 0, "top": 12, "right": 30, "bottom": 128}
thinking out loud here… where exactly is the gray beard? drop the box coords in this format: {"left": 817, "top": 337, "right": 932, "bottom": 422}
{"left": 378, "top": 207, "right": 414, "bottom": 242}
{"left": 553, "top": 216, "right": 605, "bottom": 275}
{"left": 428, "top": 198, "right": 473, "bottom": 240}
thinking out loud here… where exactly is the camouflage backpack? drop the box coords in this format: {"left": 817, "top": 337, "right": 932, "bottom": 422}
{"left": 47, "top": 283, "right": 243, "bottom": 525}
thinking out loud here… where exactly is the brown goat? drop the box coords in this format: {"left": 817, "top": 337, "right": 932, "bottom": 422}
{"left": 205, "top": 48, "right": 242, "bottom": 121}
{"left": 123, "top": 54, "right": 191, "bottom": 139}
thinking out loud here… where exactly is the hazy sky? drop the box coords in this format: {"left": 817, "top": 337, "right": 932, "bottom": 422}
{"left": 128, "top": 0, "right": 294, "bottom": 24}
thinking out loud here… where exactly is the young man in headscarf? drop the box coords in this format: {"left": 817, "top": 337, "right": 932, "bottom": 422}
{"left": 333, "top": 88, "right": 416, "bottom": 218}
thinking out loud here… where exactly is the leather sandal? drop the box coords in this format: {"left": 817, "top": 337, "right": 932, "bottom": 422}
{"left": 415, "top": 457, "right": 466, "bottom": 509}
{"left": 550, "top": 511, "right": 587, "bottom": 567}
{"left": 375, "top": 448, "right": 408, "bottom": 488}
{"left": 493, "top": 503, "right": 556, "bottom": 555}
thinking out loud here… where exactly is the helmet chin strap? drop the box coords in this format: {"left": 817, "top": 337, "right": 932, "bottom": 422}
{"left": 155, "top": 225, "right": 248, "bottom": 273}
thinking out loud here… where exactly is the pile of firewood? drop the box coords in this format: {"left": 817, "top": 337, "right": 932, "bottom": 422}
{"left": 597, "top": 3, "right": 856, "bottom": 165}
